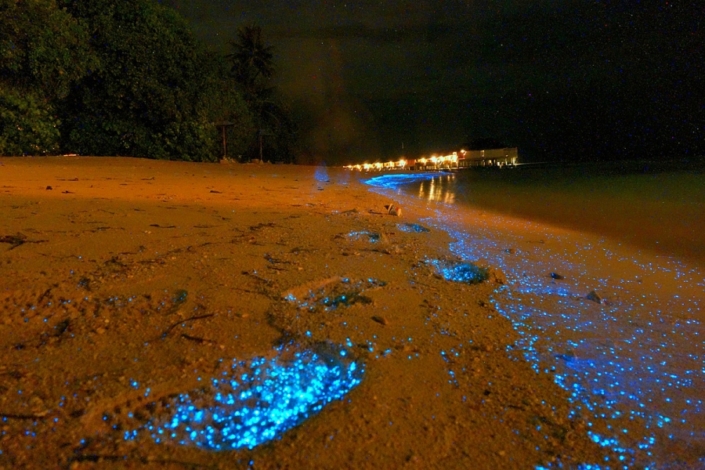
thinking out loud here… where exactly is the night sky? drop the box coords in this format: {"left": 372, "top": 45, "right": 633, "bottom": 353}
{"left": 166, "top": 1, "right": 704, "bottom": 163}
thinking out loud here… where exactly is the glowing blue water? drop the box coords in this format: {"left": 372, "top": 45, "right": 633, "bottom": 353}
{"left": 365, "top": 173, "right": 444, "bottom": 188}
{"left": 365, "top": 172, "right": 705, "bottom": 468}
{"left": 123, "top": 343, "right": 363, "bottom": 451}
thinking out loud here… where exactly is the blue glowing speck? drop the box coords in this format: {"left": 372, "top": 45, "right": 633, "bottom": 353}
{"left": 122, "top": 343, "right": 364, "bottom": 451}
{"left": 428, "top": 259, "right": 489, "bottom": 284}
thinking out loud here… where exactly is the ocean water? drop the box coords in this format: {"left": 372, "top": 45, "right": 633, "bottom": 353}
{"left": 408, "top": 161, "right": 705, "bottom": 267}
{"left": 365, "top": 162, "right": 705, "bottom": 468}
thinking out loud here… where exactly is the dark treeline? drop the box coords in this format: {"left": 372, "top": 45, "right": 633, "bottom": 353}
{"left": 0, "top": 0, "right": 296, "bottom": 162}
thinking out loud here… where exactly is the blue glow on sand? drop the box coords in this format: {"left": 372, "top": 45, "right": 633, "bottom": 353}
{"left": 314, "top": 164, "right": 329, "bottom": 183}
{"left": 427, "top": 258, "right": 489, "bottom": 284}
{"left": 397, "top": 223, "right": 431, "bottom": 233}
{"left": 347, "top": 230, "right": 381, "bottom": 243}
{"left": 285, "top": 278, "right": 385, "bottom": 312}
{"left": 432, "top": 212, "right": 704, "bottom": 467}
{"left": 368, "top": 175, "right": 705, "bottom": 466}
{"left": 123, "top": 343, "right": 363, "bottom": 450}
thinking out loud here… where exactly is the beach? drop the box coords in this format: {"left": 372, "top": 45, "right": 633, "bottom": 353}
{"left": 368, "top": 170, "right": 705, "bottom": 468}
{"left": 0, "top": 157, "right": 608, "bottom": 468}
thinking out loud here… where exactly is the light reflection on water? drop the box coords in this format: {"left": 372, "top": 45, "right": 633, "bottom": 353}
{"left": 419, "top": 174, "right": 457, "bottom": 203}
{"left": 365, "top": 172, "right": 705, "bottom": 468}
{"left": 366, "top": 172, "right": 457, "bottom": 204}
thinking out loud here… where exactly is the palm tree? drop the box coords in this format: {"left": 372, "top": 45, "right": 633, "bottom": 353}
{"left": 227, "top": 25, "right": 275, "bottom": 99}
{"left": 227, "top": 25, "right": 297, "bottom": 163}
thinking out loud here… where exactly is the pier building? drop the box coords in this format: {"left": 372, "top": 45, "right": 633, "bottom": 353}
{"left": 345, "top": 147, "right": 519, "bottom": 172}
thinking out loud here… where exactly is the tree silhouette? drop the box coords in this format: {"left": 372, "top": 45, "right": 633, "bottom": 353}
{"left": 59, "top": 0, "right": 227, "bottom": 161}
{"left": 228, "top": 25, "right": 275, "bottom": 99}
{"left": 227, "top": 25, "right": 297, "bottom": 162}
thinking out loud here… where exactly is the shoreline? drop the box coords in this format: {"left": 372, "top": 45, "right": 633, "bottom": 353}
{"left": 365, "top": 171, "right": 705, "bottom": 467}
{"left": 362, "top": 167, "right": 705, "bottom": 269}
{"left": 0, "top": 157, "right": 608, "bottom": 468}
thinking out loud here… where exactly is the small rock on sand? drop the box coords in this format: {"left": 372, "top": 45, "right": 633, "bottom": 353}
{"left": 586, "top": 290, "right": 602, "bottom": 304}
{"left": 384, "top": 204, "right": 402, "bottom": 217}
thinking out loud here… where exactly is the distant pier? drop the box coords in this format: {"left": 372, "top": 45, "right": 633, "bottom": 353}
{"left": 345, "top": 148, "right": 519, "bottom": 172}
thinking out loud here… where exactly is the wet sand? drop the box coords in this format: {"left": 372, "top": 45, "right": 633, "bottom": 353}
{"left": 0, "top": 157, "right": 608, "bottom": 468}
{"left": 368, "top": 171, "right": 705, "bottom": 468}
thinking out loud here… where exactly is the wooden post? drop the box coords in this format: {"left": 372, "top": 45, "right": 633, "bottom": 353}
{"left": 221, "top": 125, "right": 227, "bottom": 158}
{"left": 257, "top": 128, "right": 274, "bottom": 162}
{"left": 213, "top": 122, "right": 235, "bottom": 161}
{"left": 259, "top": 131, "right": 263, "bottom": 162}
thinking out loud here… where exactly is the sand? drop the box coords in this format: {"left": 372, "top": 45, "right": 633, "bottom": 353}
{"left": 0, "top": 157, "right": 608, "bottom": 469}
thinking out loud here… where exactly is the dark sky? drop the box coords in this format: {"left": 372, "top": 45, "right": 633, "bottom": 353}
{"left": 167, "top": 1, "right": 704, "bottom": 163}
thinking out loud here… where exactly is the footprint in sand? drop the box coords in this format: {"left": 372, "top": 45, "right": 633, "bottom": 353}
{"left": 82, "top": 343, "right": 363, "bottom": 451}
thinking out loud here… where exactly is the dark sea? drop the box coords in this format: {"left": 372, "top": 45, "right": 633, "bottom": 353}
{"left": 364, "top": 159, "right": 705, "bottom": 468}
{"left": 401, "top": 159, "right": 705, "bottom": 268}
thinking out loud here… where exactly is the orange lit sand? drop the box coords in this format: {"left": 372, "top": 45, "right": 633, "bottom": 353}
{"left": 0, "top": 157, "right": 608, "bottom": 468}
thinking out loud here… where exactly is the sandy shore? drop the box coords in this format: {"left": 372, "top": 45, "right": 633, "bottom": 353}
{"left": 0, "top": 157, "right": 607, "bottom": 468}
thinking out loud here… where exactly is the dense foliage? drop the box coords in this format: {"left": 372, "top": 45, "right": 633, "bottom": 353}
{"left": 0, "top": 0, "right": 95, "bottom": 154}
{"left": 0, "top": 86, "right": 59, "bottom": 155}
{"left": 59, "top": 0, "right": 216, "bottom": 160}
{"left": 0, "top": 0, "right": 292, "bottom": 161}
